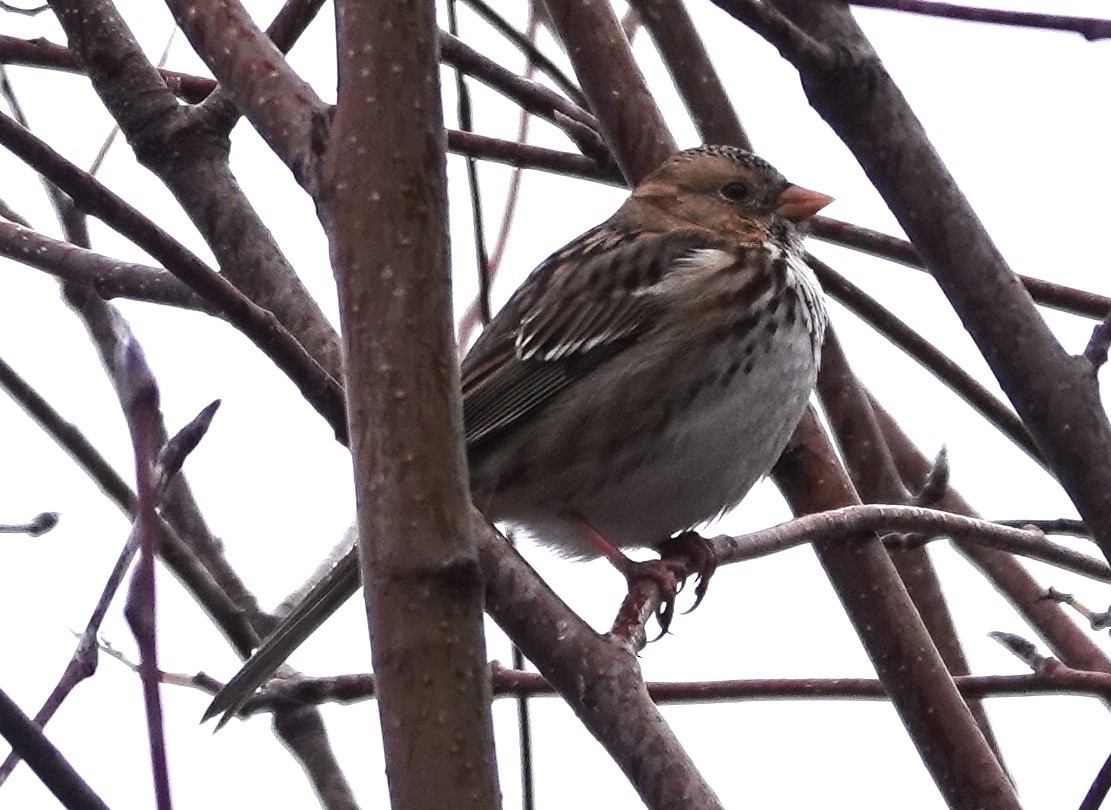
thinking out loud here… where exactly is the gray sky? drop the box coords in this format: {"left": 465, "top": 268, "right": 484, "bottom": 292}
{"left": 2, "top": 1, "right": 1111, "bottom": 807}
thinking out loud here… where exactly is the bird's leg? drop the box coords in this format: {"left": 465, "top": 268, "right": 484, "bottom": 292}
{"left": 572, "top": 515, "right": 687, "bottom": 634}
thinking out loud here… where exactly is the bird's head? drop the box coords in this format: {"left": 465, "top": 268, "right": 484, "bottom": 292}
{"left": 621, "top": 145, "right": 833, "bottom": 240}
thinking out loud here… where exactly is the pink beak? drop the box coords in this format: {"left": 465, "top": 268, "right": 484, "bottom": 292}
{"left": 775, "top": 184, "right": 834, "bottom": 222}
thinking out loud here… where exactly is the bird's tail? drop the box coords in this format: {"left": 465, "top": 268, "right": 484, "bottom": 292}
{"left": 203, "top": 545, "right": 361, "bottom": 728}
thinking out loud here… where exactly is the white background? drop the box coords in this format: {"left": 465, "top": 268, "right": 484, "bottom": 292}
{"left": 2, "top": 1, "right": 1111, "bottom": 807}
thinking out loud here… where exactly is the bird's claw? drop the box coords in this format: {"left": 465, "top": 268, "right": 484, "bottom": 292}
{"left": 658, "top": 531, "right": 719, "bottom": 616}
{"left": 617, "top": 531, "right": 719, "bottom": 639}
{"left": 615, "top": 557, "right": 683, "bottom": 639}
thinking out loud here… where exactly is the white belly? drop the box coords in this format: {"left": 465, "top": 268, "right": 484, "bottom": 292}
{"left": 487, "top": 313, "right": 821, "bottom": 558}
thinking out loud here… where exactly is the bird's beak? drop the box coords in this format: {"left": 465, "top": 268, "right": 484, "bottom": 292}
{"left": 775, "top": 185, "right": 834, "bottom": 222}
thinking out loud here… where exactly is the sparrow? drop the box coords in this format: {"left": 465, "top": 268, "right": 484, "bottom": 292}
{"left": 205, "top": 145, "right": 832, "bottom": 725}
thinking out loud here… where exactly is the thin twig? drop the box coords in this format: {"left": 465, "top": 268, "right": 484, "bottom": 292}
{"left": 0, "top": 220, "right": 213, "bottom": 311}
{"left": 457, "top": 11, "right": 541, "bottom": 351}
{"left": 1041, "top": 588, "right": 1111, "bottom": 632}
{"left": 0, "top": 688, "right": 109, "bottom": 810}
{"left": 0, "top": 111, "right": 347, "bottom": 439}
{"left": 810, "top": 254, "right": 1045, "bottom": 466}
{"left": 460, "top": 0, "right": 586, "bottom": 105}
{"left": 848, "top": 0, "right": 1111, "bottom": 40}
{"left": 1080, "top": 748, "right": 1111, "bottom": 810}
{"left": 116, "top": 329, "right": 173, "bottom": 810}
{"left": 448, "top": 0, "right": 492, "bottom": 326}
{"left": 716, "top": 504, "right": 1111, "bottom": 582}
{"left": 0, "top": 0, "right": 48, "bottom": 13}
{"left": 994, "top": 519, "right": 1089, "bottom": 538}
{"left": 0, "top": 512, "right": 59, "bottom": 536}
{"left": 0, "top": 355, "right": 135, "bottom": 510}
{"left": 809, "top": 218, "right": 1111, "bottom": 322}
{"left": 202, "top": 663, "right": 1111, "bottom": 717}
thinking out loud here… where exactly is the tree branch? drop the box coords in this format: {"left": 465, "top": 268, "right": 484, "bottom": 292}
{"left": 727, "top": 0, "right": 1111, "bottom": 569}
{"left": 848, "top": 0, "right": 1111, "bottom": 40}
{"left": 323, "top": 0, "right": 500, "bottom": 805}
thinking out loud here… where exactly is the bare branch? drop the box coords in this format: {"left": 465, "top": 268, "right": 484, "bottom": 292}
{"left": 772, "top": 410, "right": 1021, "bottom": 808}
{"left": 0, "top": 688, "right": 108, "bottom": 810}
{"left": 810, "top": 216, "right": 1111, "bottom": 321}
{"left": 811, "top": 255, "right": 1044, "bottom": 466}
{"left": 631, "top": 0, "right": 752, "bottom": 150}
{"left": 115, "top": 329, "right": 172, "bottom": 810}
{"left": 715, "top": 504, "right": 1111, "bottom": 583}
{"left": 543, "top": 0, "right": 675, "bottom": 182}
{"left": 0, "top": 511, "right": 58, "bottom": 537}
{"left": 816, "top": 332, "right": 1003, "bottom": 760}
{"left": 0, "top": 112, "right": 346, "bottom": 439}
{"left": 161, "top": 0, "right": 327, "bottom": 191}
{"left": 461, "top": 0, "right": 585, "bottom": 104}
{"left": 448, "top": 130, "right": 619, "bottom": 181}
{"left": 0, "top": 220, "right": 213, "bottom": 311}
{"left": 875, "top": 398, "right": 1111, "bottom": 684}
{"left": 203, "top": 664, "right": 1111, "bottom": 716}
{"left": 1081, "top": 749, "right": 1111, "bottom": 810}
{"left": 733, "top": 0, "right": 1111, "bottom": 569}
{"left": 848, "top": 0, "right": 1111, "bottom": 40}
{"left": 325, "top": 0, "right": 500, "bottom": 804}
{"left": 477, "top": 516, "right": 725, "bottom": 809}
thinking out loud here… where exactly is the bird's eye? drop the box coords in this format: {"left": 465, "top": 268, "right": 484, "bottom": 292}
{"left": 720, "top": 182, "right": 750, "bottom": 202}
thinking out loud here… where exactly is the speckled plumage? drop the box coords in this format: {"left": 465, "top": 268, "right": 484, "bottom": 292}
{"left": 205, "top": 146, "right": 832, "bottom": 725}
{"left": 463, "top": 145, "right": 829, "bottom": 557}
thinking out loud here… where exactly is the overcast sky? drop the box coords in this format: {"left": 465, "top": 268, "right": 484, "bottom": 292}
{"left": 3, "top": 1, "right": 1111, "bottom": 807}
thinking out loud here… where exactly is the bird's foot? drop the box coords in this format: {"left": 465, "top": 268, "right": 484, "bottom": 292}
{"left": 612, "top": 555, "right": 688, "bottom": 637}
{"left": 612, "top": 531, "right": 719, "bottom": 641}
{"left": 657, "top": 530, "right": 719, "bottom": 615}
{"left": 573, "top": 516, "right": 717, "bottom": 642}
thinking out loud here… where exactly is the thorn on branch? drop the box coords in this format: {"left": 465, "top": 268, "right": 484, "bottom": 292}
{"left": 620, "top": 6, "right": 641, "bottom": 40}
{"left": 989, "top": 631, "right": 1056, "bottom": 674}
{"left": 881, "top": 531, "right": 926, "bottom": 551}
{"left": 1082, "top": 312, "right": 1111, "bottom": 371}
{"left": 157, "top": 399, "right": 220, "bottom": 493}
{"left": 912, "top": 445, "right": 949, "bottom": 507}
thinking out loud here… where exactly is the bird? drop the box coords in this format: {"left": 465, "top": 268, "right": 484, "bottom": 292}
{"left": 204, "top": 144, "right": 832, "bottom": 725}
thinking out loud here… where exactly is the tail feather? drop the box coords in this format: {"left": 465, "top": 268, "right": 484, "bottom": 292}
{"left": 203, "top": 547, "right": 361, "bottom": 728}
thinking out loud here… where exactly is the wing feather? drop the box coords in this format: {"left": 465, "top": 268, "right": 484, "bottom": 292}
{"left": 461, "top": 224, "right": 730, "bottom": 447}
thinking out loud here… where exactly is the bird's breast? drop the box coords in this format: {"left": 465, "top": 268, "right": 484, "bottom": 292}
{"left": 472, "top": 260, "right": 826, "bottom": 558}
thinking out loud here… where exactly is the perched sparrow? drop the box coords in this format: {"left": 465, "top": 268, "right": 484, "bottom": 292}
{"left": 206, "top": 145, "right": 831, "bottom": 724}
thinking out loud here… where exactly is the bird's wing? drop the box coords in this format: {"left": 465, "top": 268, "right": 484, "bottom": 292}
{"left": 461, "top": 225, "right": 718, "bottom": 447}
{"left": 202, "top": 228, "right": 739, "bottom": 725}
